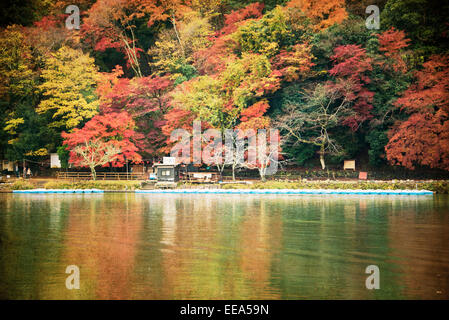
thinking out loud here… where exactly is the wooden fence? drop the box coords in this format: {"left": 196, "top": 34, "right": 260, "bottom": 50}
{"left": 57, "top": 171, "right": 146, "bottom": 180}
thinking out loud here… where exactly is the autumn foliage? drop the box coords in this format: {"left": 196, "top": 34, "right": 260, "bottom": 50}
{"left": 62, "top": 111, "right": 143, "bottom": 169}
{"left": 97, "top": 65, "right": 173, "bottom": 156}
{"left": 386, "top": 55, "right": 449, "bottom": 170}
{"left": 329, "top": 44, "right": 374, "bottom": 130}
{"left": 2, "top": 0, "right": 449, "bottom": 175}
{"left": 286, "top": 0, "right": 347, "bottom": 30}
{"left": 377, "top": 27, "right": 410, "bottom": 73}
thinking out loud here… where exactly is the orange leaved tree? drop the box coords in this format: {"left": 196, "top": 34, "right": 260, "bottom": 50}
{"left": 385, "top": 55, "right": 449, "bottom": 170}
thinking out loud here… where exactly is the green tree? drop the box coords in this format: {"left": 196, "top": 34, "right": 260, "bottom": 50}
{"left": 57, "top": 145, "right": 70, "bottom": 169}
{"left": 4, "top": 102, "right": 59, "bottom": 161}
{"left": 232, "top": 6, "right": 294, "bottom": 57}
{"left": 381, "top": 0, "right": 449, "bottom": 55}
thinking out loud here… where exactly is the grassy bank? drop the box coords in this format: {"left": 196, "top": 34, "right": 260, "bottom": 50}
{"left": 5, "top": 179, "right": 141, "bottom": 191}
{"left": 43, "top": 180, "right": 141, "bottom": 190}
{"left": 9, "top": 179, "right": 36, "bottom": 190}
{"left": 220, "top": 180, "right": 449, "bottom": 194}
{"left": 4, "top": 179, "right": 449, "bottom": 194}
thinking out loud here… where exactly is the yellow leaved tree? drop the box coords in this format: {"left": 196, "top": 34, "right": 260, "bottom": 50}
{"left": 37, "top": 46, "right": 100, "bottom": 130}
{"left": 150, "top": 10, "right": 214, "bottom": 82}
{"left": 0, "top": 25, "right": 36, "bottom": 102}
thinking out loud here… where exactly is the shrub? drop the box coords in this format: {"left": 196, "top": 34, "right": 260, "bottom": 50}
{"left": 220, "top": 180, "right": 449, "bottom": 193}
{"left": 11, "top": 179, "right": 35, "bottom": 190}
{"left": 221, "top": 183, "right": 248, "bottom": 189}
{"left": 44, "top": 180, "right": 141, "bottom": 190}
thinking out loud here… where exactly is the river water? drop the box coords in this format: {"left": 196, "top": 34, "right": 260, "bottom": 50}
{"left": 0, "top": 193, "right": 448, "bottom": 299}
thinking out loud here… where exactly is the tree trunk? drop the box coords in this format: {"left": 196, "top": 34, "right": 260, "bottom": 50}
{"left": 232, "top": 164, "right": 236, "bottom": 181}
{"left": 172, "top": 15, "right": 185, "bottom": 58}
{"left": 319, "top": 144, "right": 326, "bottom": 170}
{"left": 320, "top": 154, "right": 326, "bottom": 170}
{"left": 90, "top": 166, "right": 96, "bottom": 181}
{"left": 216, "top": 164, "right": 224, "bottom": 181}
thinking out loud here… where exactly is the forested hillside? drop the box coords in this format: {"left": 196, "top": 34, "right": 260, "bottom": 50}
{"left": 1, "top": 0, "right": 448, "bottom": 173}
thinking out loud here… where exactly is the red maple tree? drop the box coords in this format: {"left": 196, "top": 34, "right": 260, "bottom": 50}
{"left": 328, "top": 44, "right": 374, "bottom": 131}
{"left": 377, "top": 27, "right": 410, "bottom": 73}
{"left": 82, "top": 0, "right": 145, "bottom": 76}
{"left": 62, "top": 111, "right": 143, "bottom": 178}
{"left": 271, "top": 43, "right": 315, "bottom": 82}
{"left": 97, "top": 66, "right": 173, "bottom": 157}
{"left": 386, "top": 54, "right": 449, "bottom": 170}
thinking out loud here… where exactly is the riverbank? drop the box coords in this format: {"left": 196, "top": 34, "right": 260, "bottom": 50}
{"left": 1, "top": 178, "right": 448, "bottom": 194}
{"left": 220, "top": 180, "right": 449, "bottom": 193}
{"left": 3, "top": 179, "right": 141, "bottom": 191}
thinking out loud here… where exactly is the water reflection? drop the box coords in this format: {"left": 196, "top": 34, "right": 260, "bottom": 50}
{"left": 0, "top": 194, "right": 448, "bottom": 299}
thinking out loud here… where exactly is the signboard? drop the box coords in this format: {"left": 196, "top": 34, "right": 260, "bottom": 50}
{"left": 1, "top": 160, "right": 14, "bottom": 171}
{"left": 343, "top": 160, "right": 356, "bottom": 170}
{"left": 163, "top": 157, "right": 176, "bottom": 165}
{"left": 50, "top": 153, "right": 61, "bottom": 168}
